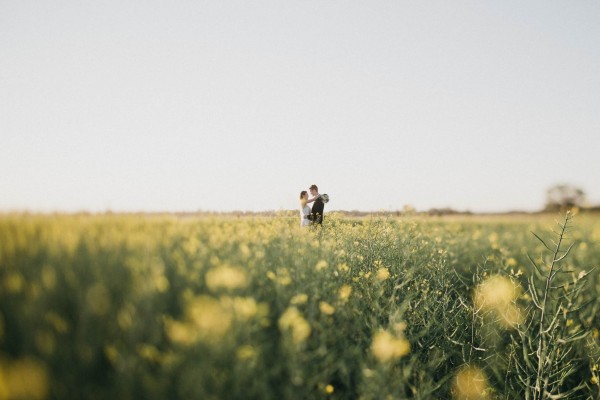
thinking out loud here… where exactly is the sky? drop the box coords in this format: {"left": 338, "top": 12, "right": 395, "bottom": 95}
{"left": 1, "top": 1, "right": 599, "bottom": 213}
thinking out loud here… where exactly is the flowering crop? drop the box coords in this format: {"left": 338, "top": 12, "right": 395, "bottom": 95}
{"left": 0, "top": 212, "right": 599, "bottom": 398}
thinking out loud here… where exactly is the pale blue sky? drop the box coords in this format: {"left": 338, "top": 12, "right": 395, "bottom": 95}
{"left": 1, "top": 1, "right": 599, "bottom": 212}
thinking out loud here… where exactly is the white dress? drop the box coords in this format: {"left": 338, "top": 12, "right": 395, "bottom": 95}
{"left": 300, "top": 205, "right": 311, "bottom": 227}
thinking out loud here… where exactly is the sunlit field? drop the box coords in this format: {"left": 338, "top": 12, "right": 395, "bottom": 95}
{"left": 1, "top": 212, "right": 599, "bottom": 399}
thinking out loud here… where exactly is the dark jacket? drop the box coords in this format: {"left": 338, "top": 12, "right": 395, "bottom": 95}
{"left": 310, "top": 196, "right": 325, "bottom": 225}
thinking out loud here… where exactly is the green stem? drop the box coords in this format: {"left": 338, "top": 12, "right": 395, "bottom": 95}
{"left": 533, "top": 214, "right": 570, "bottom": 400}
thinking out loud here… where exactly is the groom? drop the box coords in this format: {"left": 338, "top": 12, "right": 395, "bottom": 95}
{"left": 309, "top": 184, "right": 324, "bottom": 225}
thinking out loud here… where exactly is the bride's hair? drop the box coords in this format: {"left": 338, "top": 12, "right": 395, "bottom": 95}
{"left": 300, "top": 191, "right": 308, "bottom": 206}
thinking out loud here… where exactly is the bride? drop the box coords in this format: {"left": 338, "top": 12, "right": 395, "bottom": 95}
{"left": 299, "top": 191, "right": 311, "bottom": 227}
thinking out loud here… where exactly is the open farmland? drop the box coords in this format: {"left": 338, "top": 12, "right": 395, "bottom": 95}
{"left": 1, "top": 212, "right": 599, "bottom": 399}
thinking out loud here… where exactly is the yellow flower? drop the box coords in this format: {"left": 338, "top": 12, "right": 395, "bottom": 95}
{"left": 205, "top": 265, "right": 247, "bottom": 291}
{"left": 165, "top": 295, "right": 269, "bottom": 346}
{"left": 154, "top": 275, "right": 170, "bottom": 293}
{"left": 452, "top": 365, "right": 489, "bottom": 400}
{"left": 375, "top": 267, "right": 390, "bottom": 281}
{"left": 566, "top": 319, "right": 573, "bottom": 327}
{"left": 227, "top": 297, "right": 260, "bottom": 321}
{"left": 0, "top": 357, "right": 49, "bottom": 400}
{"left": 290, "top": 293, "right": 309, "bottom": 305}
{"left": 337, "top": 263, "right": 349, "bottom": 273}
{"left": 164, "top": 319, "right": 197, "bottom": 346}
{"left": 371, "top": 330, "right": 410, "bottom": 362}
{"left": 481, "top": 277, "right": 516, "bottom": 304}
{"left": 325, "top": 384, "right": 334, "bottom": 394}
{"left": 319, "top": 302, "right": 335, "bottom": 315}
{"left": 188, "top": 296, "right": 233, "bottom": 336}
{"left": 315, "top": 260, "right": 328, "bottom": 271}
{"left": 279, "top": 307, "right": 311, "bottom": 344}
{"left": 338, "top": 285, "right": 352, "bottom": 302}
{"left": 474, "top": 275, "right": 523, "bottom": 328}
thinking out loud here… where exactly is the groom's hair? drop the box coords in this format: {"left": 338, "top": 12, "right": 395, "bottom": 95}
{"left": 309, "top": 184, "right": 318, "bottom": 191}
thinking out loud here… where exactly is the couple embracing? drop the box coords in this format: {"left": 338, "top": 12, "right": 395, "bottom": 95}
{"left": 299, "top": 184, "right": 329, "bottom": 227}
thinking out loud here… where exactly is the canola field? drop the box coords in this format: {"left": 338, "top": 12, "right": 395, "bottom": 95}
{"left": 1, "top": 212, "right": 600, "bottom": 399}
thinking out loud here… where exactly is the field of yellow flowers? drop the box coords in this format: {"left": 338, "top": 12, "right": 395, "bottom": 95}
{"left": 1, "top": 212, "right": 599, "bottom": 399}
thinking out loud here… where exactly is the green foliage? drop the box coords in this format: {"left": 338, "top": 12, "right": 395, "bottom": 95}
{"left": 0, "top": 212, "right": 599, "bottom": 399}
